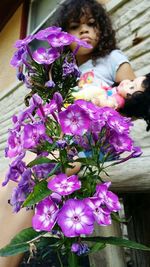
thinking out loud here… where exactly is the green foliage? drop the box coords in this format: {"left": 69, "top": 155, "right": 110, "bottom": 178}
{"left": 23, "top": 180, "right": 51, "bottom": 207}
{"left": 84, "top": 236, "right": 150, "bottom": 251}
{"left": 27, "top": 157, "right": 57, "bottom": 167}
{"left": 0, "top": 228, "right": 43, "bottom": 257}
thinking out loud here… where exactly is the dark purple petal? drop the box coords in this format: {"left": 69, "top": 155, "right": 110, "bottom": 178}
{"left": 45, "top": 80, "right": 55, "bottom": 88}
{"left": 10, "top": 47, "right": 27, "bottom": 67}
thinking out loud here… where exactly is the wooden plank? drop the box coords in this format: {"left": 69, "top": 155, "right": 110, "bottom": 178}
{"left": 130, "top": 52, "right": 150, "bottom": 73}
{"left": 119, "top": 22, "right": 150, "bottom": 51}
{"left": 103, "top": 156, "right": 150, "bottom": 192}
{"left": 89, "top": 222, "right": 126, "bottom": 267}
{"left": 111, "top": 0, "right": 149, "bottom": 29}
{"left": 123, "top": 194, "right": 150, "bottom": 266}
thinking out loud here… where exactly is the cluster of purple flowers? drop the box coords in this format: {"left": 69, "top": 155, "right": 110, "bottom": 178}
{"left": 4, "top": 26, "right": 142, "bottom": 256}
{"left": 32, "top": 179, "right": 120, "bottom": 237}
{"left": 10, "top": 26, "right": 91, "bottom": 94}
{"left": 3, "top": 91, "right": 141, "bottom": 231}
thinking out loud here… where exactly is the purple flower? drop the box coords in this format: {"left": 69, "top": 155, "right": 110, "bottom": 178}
{"left": 10, "top": 47, "right": 27, "bottom": 67}
{"left": 32, "top": 47, "right": 60, "bottom": 65}
{"left": 13, "top": 105, "right": 36, "bottom": 128}
{"left": 29, "top": 94, "right": 43, "bottom": 107}
{"left": 35, "top": 26, "right": 62, "bottom": 40}
{"left": 47, "top": 32, "right": 74, "bottom": 47}
{"left": 115, "top": 145, "right": 142, "bottom": 165}
{"left": 32, "top": 163, "right": 56, "bottom": 179}
{"left": 56, "top": 140, "right": 67, "bottom": 149}
{"left": 98, "top": 107, "right": 118, "bottom": 122}
{"left": 10, "top": 186, "right": 26, "bottom": 212}
{"left": 50, "top": 192, "right": 62, "bottom": 204}
{"left": 71, "top": 243, "right": 80, "bottom": 253}
{"left": 67, "top": 147, "right": 78, "bottom": 160}
{"left": 2, "top": 153, "right": 26, "bottom": 186}
{"left": 57, "top": 199, "right": 94, "bottom": 237}
{"left": 73, "top": 36, "right": 93, "bottom": 49}
{"left": 48, "top": 173, "right": 81, "bottom": 196}
{"left": 62, "top": 58, "right": 80, "bottom": 77}
{"left": 94, "top": 182, "right": 121, "bottom": 212}
{"left": 59, "top": 104, "right": 91, "bottom": 135}
{"left": 32, "top": 197, "right": 58, "bottom": 231}
{"left": 45, "top": 80, "right": 55, "bottom": 88}
{"left": 17, "top": 71, "right": 25, "bottom": 81}
{"left": 71, "top": 243, "right": 90, "bottom": 255}
{"left": 132, "top": 146, "right": 142, "bottom": 157}
{"left": 18, "top": 168, "right": 34, "bottom": 187}
{"left": 109, "top": 133, "right": 133, "bottom": 153}
{"left": 75, "top": 99, "right": 100, "bottom": 121}
{"left": 14, "top": 35, "right": 34, "bottom": 48}
{"left": 5, "top": 130, "right": 22, "bottom": 158}
{"left": 10, "top": 168, "right": 34, "bottom": 213}
{"left": 107, "top": 116, "right": 130, "bottom": 134}
{"left": 22, "top": 123, "right": 45, "bottom": 149}
{"left": 85, "top": 197, "right": 111, "bottom": 226}
{"left": 37, "top": 100, "right": 57, "bottom": 118}
{"left": 73, "top": 135, "right": 90, "bottom": 150}
{"left": 53, "top": 92, "right": 63, "bottom": 111}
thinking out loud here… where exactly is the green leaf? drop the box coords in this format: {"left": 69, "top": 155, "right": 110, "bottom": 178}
{"left": 0, "top": 228, "right": 43, "bottom": 257}
{"left": 45, "top": 163, "right": 61, "bottom": 178}
{"left": 41, "top": 141, "right": 57, "bottom": 153}
{"left": 68, "top": 252, "right": 80, "bottom": 267}
{"left": 23, "top": 180, "right": 51, "bottom": 207}
{"left": 74, "top": 158, "right": 97, "bottom": 167}
{"left": 89, "top": 243, "right": 106, "bottom": 254}
{"left": 27, "top": 157, "right": 57, "bottom": 168}
{"left": 83, "top": 236, "right": 150, "bottom": 251}
{"left": 111, "top": 212, "right": 129, "bottom": 223}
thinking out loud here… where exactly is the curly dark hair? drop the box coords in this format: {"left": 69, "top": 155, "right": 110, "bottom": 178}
{"left": 52, "top": 0, "right": 117, "bottom": 59}
{"left": 120, "top": 73, "right": 150, "bottom": 131}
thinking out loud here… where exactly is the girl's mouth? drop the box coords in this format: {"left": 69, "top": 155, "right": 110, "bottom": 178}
{"left": 80, "top": 37, "right": 92, "bottom": 43}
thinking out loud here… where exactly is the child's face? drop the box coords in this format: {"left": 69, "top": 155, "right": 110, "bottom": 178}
{"left": 67, "top": 14, "right": 99, "bottom": 64}
{"left": 117, "top": 76, "right": 145, "bottom": 98}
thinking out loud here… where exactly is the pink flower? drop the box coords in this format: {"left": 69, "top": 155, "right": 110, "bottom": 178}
{"left": 94, "top": 182, "right": 121, "bottom": 212}
{"left": 5, "top": 130, "right": 22, "bottom": 158}
{"left": 32, "top": 197, "right": 58, "bottom": 231}
{"left": 48, "top": 173, "right": 81, "bottom": 196}
{"left": 32, "top": 47, "right": 60, "bottom": 65}
{"left": 57, "top": 199, "right": 94, "bottom": 237}
{"left": 109, "top": 133, "right": 133, "bottom": 153}
{"left": 22, "top": 123, "right": 45, "bottom": 149}
{"left": 48, "top": 32, "right": 74, "bottom": 47}
{"left": 37, "top": 100, "right": 58, "bottom": 118}
{"left": 85, "top": 197, "right": 111, "bottom": 226}
{"left": 59, "top": 104, "right": 91, "bottom": 135}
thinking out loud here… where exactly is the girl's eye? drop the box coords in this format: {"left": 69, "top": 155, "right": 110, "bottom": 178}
{"left": 88, "top": 21, "right": 96, "bottom": 26}
{"left": 88, "top": 19, "right": 96, "bottom": 26}
{"left": 69, "top": 24, "right": 79, "bottom": 30}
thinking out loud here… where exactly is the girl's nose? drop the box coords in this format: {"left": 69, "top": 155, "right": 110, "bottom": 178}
{"left": 79, "top": 24, "right": 89, "bottom": 34}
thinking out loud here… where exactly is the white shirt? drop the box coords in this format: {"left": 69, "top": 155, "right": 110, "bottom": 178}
{"left": 78, "top": 49, "right": 129, "bottom": 88}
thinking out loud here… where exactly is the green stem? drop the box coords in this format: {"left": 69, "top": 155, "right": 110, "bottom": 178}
{"left": 57, "top": 250, "right": 64, "bottom": 267}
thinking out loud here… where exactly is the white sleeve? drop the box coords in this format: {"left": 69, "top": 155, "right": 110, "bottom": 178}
{"left": 109, "top": 49, "right": 130, "bottom": 81}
